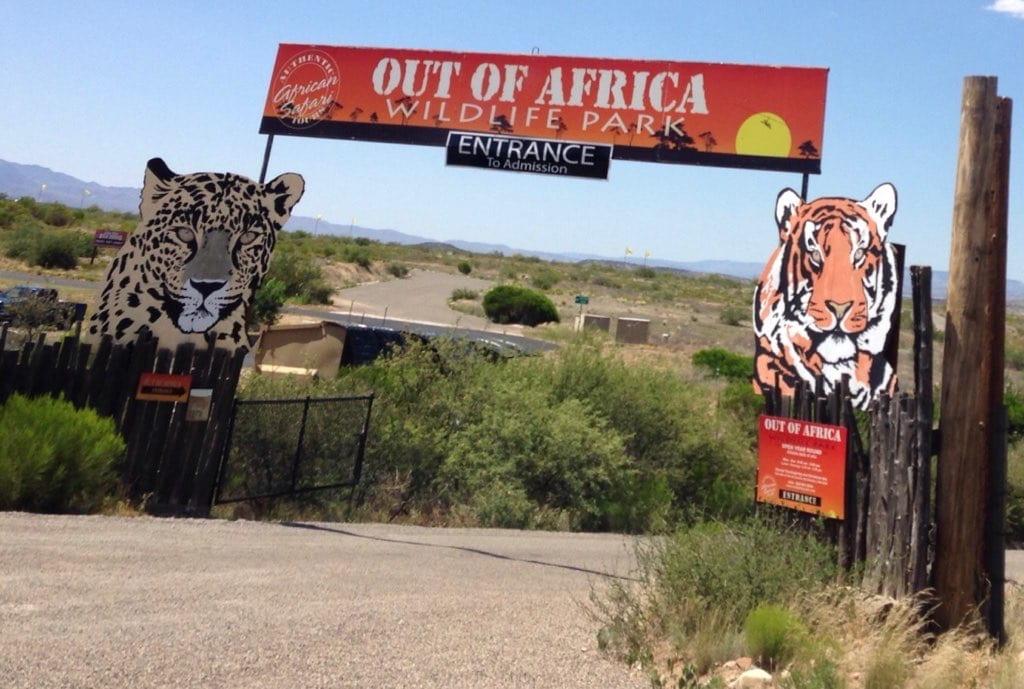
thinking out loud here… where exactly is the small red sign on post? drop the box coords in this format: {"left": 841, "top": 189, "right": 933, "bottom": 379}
{"left": 756, "top": 414, "right": 847, "bottom": 519}
{"left": 136, "top": 372, "right": 192, "bottom": 403}
{"left": 93, "top": 229, "right": 128, "bottom": 248}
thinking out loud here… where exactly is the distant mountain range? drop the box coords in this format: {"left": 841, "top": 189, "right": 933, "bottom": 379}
{"left": 0, "top": 158, "right": 1017, "bottom": 300}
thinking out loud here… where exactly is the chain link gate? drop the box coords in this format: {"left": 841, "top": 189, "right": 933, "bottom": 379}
{"left": 212, "top": 394, "right": 374, "bottom": 506}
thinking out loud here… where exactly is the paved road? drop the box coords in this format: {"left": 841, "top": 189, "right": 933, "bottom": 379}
{"left": 0, "top": 514, "right": 646, "bottom": 689}
{"left": 335, "top": 269, "right": 495, "bottom": 330}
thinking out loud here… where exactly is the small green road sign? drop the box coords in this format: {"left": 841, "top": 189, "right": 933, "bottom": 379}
{"left": 575, "top": 295, "right": 589, "bottom": 305}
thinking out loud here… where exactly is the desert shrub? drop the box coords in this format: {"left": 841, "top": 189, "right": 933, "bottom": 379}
{"left": 745, "top": 604, "right": 807, "bottom": 669}
{"left": 1007, "top": 441, "right": 1024, "bottom": 545}
{"left": 693, "top": 347, "right": 754, "bottom": 381}
{"left": 450, "top": 288, "right": 478, "bottom": 301}
{"left": 0, "top": 394, "right": 123, "bottom": 512}
{"left": 238, "top": 339, "right": 750, "bottom": 532}
{"left": 441, "top": 384, "right": 628, "bottom": 530}
{"left": 343, "top": 245, "right": 373, "bottom": 269}
{"left": 594, "top": 517, "right": 836, "bottom": 676}
{"left": 43, "top": 204, "right": 73, "bottom": 227}
{"left": 534, "top": 343, "right": 752, "bottom": 520}
{"left": 483, "top": 284, "right": 559, "bottom": 326}
{"left": 354, "top": 237, "right": 371, "bottom": 246}
{"left": 1006, "top": 346, "right": 1024, "bottom": 371}
{"left": 33, "top": 231, "right": 81, "bottom": 268}
{"left": 5, "top": 295, "right": 61, "bottom": 335}
{"left": 0, "top": 204, "right": 16, "bottom": 228}
{"left": 719, "top": 304, "right": 747, "bottom": 326}
{"left": 457, "top": 260, "right": 472, "bottom": 275}
{"left": 635, "top": 267, "right": 656, "bottom": 279}
{"left": 267, "top": 248, "right": 334, "bottom": 304}
{"left": 1006, "top": 387, "right": 1024, "bottom": 439}
{"left": 251, "top": 277, "right": 287, "bottom": 328}
{"left": 2, "top": 226, "right": 40, "bottom": 260}
{"left": 386, "top": 261, "right": 409, "bottom": 278}
{"left": 530, "top": 267, "right": 561, "bottom": 291}
{"left": 591, "top": 274, "right": 622, "bottom": 289}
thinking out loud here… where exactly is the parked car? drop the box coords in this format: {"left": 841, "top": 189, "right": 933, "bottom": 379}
{"left": 0, "top": 285, "right": 87, "bottom": 328}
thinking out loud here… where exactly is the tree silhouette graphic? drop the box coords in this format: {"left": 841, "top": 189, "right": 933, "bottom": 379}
{"left": 626, "top": 122, "right": 638, "bottom": 146}
{"left": 392, "top": 96, "right": 415, "bottom": 125}
{"left": 369, "top": 112, "right": 379, "bottom": 123}
{"left": 651, "top": 127, "right": 695, "bottom": 151}
{"left": 698, "top": 131, "right": 718, "bottom": 152}
{"left": 489, "top": 115, "right": 514, "bottom": 134}
{"left": 350, "top": 107, "right": 364, "bottom": 121}
{"left": 553, "top": 116, "right": 568, "bottom": 138}
{"left": 433, "top": 114, "right": 444, "bottom": 127}
{"left": 799, "top": 140, "right": 820, "bottom": 158}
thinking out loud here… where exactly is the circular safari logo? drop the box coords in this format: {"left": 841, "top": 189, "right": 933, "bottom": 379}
{"left": 271, "top": 49, "right": 341, "bottom": 129}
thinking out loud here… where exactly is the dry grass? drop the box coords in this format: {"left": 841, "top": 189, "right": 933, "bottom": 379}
{"left": 791, "top": 584, "right": 1024, "bottom": 689}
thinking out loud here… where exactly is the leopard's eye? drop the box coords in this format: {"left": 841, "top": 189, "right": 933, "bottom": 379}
{"left": 175, "top": 227, "right": 195, "bottom": 243}
{"left": 239, "top": 230, "right": 258, "bottom": 246}
{"left": 854, "top": 248, "right": 866, "bottom": 263}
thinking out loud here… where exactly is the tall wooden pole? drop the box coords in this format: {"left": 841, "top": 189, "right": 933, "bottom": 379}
{"left": 935, "top": 77, "right": 1012, "bottom": 634}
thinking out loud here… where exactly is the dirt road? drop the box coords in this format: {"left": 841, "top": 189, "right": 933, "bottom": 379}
{"left": 0, "top": 513, "right": 646, "bottom": 689}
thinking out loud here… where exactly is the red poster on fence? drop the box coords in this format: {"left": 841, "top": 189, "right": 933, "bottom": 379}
{"left": 756, "top": 415, "right": 846, "bottom": 519}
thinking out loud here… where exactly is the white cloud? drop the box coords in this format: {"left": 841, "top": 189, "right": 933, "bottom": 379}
{"left": 988, "top": 0, "right": 1024, "bottom": 19}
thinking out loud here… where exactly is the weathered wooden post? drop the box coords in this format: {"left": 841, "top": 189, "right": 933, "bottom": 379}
{"left": 934, "top": 77, "right": 1012, "bottom": 636}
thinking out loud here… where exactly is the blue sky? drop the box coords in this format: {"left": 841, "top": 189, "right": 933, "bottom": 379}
{"left": 1, "top": 1, "right": 1022, "bottom": 277}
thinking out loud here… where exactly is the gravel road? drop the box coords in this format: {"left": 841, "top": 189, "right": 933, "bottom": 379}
{"left": 0, "top": 513, "right": 647, "bottom": 689}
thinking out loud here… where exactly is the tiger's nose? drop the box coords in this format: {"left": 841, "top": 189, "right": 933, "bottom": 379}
{"left": 190, "top": 279, "right": 226, "bottom": 298}
{"left": 825, "top": 300, "right": 852, "bottom": 320}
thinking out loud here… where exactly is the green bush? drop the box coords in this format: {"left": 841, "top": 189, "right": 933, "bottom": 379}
{"left": 450, "top": 288, "right": 478, "bottom": 301}
{"left": 693, "top": 347, "right": 754, "bottom": 382}
{"left": 745, "top": 605, "right": 807, "bottom": 669}
{"left": 251, "top": 277, "right": 287, "bottom": 327}
{"left": 33, "top": 231, "right": 80, "bottom": 269}
{"left": 1007, "top": 441, "right": 1024, "bottom": 545}
{"left": 441, "top": 386, "right": 628, "bottom": 530}
{"left": 594, "top": 517, "right": 837, "bottom": 675}
{"left": 386, "top": 262, "right": 409, "bottom": 278}
{"left": 238, "top": 339, "right": 752, "bottom": 532}
{"left": 530, "top": 268, "right": 561, "bottom": 291}
{"left": 343, "top": 245, "right": 373, "bottom": 269}
{"left": 267, "top": 248, "right": 334, "bottom": 304}
{"left": 635, "top": 267, "right": 656, "bottom": 279}
{"left": 0, "top": 394, "right": 124, "bottom": 512}
{"left": 43, "top": 205, "right": 73, "bottom": 227}
{"left": 719, "top": 304, "right": 747, "bottom": 326}
{"left": 1006, "top": 387, "right": 1024, "bottom": 439}
{"left": 457, "top": 260, "right": 472, "bottom": 275}
{"left": 483, "top": 284, "right": 559, "bottom": 326}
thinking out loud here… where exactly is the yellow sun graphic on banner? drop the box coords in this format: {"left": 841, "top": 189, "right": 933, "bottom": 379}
{"left": 735, "top": 112, "right": 792, "bottom": 157}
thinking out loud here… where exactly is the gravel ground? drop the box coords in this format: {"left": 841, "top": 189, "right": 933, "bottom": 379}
{"left": 0, "top": 513, "right": 647, "bottom": 689}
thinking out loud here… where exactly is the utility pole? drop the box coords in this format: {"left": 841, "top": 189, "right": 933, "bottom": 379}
{"left": 934, "top": 76, "right": 1012, "bottom": 638}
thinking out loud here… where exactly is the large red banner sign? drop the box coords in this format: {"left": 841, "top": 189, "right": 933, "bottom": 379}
{"left": 260, "top": 44, "right": 828, "bottom": 174}
{"left": 757, "top": 415, "right": 847, "bottom": 519}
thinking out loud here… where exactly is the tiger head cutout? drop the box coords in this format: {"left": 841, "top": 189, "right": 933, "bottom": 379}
{"left": 752, "top": 184, "right": 899, "bottom": 409}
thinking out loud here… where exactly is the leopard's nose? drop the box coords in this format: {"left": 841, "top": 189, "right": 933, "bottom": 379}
{"left": 190, "top": 279, "right": 226, "bottom": 298}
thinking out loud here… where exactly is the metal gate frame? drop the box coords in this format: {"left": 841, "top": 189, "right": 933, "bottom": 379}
{"left": 211, "top": 393, "right": 374, "bottom": 506}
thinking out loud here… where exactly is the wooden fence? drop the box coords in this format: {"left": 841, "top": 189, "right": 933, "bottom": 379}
{"left": 762, "top": 266, "right": 936, "bottom": 598}
{"left": 0, "top": 327, "right": 244, "bottom": 514}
